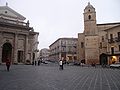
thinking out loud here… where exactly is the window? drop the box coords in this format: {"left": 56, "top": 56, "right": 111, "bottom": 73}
{"left": 88, "top": 15, "right": 91, "bottom": 20}
{"left": 110, "top": 34, "right": 113, "bottom": 42}
{"left": 105, "top": 34, "right": 108, "bottom": 39}
{"left": 118, "top": 32, "right": 120, "bottom": 37}
{"left": 119, "top": 45, "right": 120, "bottom": 51}
{"left": 81, "top": 42, "right": 84, "bottom": 48}
{"left": 100, "top": 42, "right": 102, "bottom": 49}
{"left": 102, "top": 36, "right": 104, "bottom": 42}
{"left": 5, "top": 11, "right": 7, "bottom": 13}
{"left": 110, "top": 34, "right": 113, "bottom": 39}
{"left": 62, "top": 47, "right": 66, "bottom": 52}
{"left": 118, "top": 32, "right": 120, "bottom": 40}
{"left": 111, "top": 47, "right": 114, "bottom": 54}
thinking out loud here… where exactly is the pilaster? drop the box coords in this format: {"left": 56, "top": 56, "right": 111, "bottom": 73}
{"left": 14, "top": 33, "right": 18, "bottom": 64}
{"left": 25, "top": 35, "right": 28, "bottom": 63}
{"left": 0, "top": 46, "right": 2, "bottom": 64}
{"left": 0, "top": 32, "right": 3, "bottom": 64}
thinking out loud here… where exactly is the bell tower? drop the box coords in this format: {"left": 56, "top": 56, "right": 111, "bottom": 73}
{"left": 83, "top": 2, "right": 99, "bottom": 64}
{"left": 84, "top": 2, "right": 97, "bottom": 35}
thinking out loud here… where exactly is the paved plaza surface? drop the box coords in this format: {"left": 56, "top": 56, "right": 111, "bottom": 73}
{"left": 0, "top": 63, "right": 120, "bottom": 90}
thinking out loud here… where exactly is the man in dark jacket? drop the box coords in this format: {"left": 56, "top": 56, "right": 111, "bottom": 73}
{"left": 6, "top": 58, "right": 11, "bottom": 71}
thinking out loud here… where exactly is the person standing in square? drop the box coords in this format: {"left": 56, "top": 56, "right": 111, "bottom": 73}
{"left": 6, "top": 58, "right": 11, "bottom": 71}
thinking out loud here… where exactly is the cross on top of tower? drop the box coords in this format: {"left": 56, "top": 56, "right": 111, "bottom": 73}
{"left": 6, "top": 2, "right": 8, "bottom": 6}
{"left": 88, "top": 2, "right": 90, "bottom": 5}
{"left": 85, "top": 2, "right": 94, "bottom": 10}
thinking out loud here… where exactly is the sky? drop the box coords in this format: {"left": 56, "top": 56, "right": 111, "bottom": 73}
{"left": 0, "top": 0, "right": 120, "bottom": 50}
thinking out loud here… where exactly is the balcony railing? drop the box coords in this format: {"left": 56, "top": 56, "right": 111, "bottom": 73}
{"left": 108, "top": 37, "right": 120, "bottom": 43}
{"left": 115, "top": 37, "right": 120, "bottom": 42}
{"left": 108, "top": 39, "right": 114, "bottom": 43}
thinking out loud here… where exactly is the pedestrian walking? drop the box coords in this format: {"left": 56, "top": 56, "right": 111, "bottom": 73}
{"left": 61, "top": 61, "right": 64, "bottom": 70}
{"left": 6, "top": 58, "right": 11, "bottom": 71}
{"left": 91, "top": 62, "right": 96, "bottom": 68}
{"left": 32, "top": 61, "right": 34, "bottom": 65}
{"left": 35, "top": 61, "right": 37, "bottom": 66}
{"left": 59, "top": 60, "right": 63, "bottom": 70}
{"left": 38, "top": 60, "right": 41, "bottom": 66}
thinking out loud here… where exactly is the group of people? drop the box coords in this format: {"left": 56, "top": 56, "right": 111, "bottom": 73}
{"left": 32, "top": 60, "right": 41, "bottom": 66}
{"left": 4, "top": 58, "right": 65, "bottom": 71}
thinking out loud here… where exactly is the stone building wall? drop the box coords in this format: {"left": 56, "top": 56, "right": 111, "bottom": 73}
{"left": 0, "top": 5, "right": 39, "bottom": 64}
{"left": 49, "top": 38, "right": 77, "bottom": 62}
{"left": 77, "top": 33, "right": 85, "bottom": 61}
{"left": 77, "top": 3, "right": 120, "bottom": 65}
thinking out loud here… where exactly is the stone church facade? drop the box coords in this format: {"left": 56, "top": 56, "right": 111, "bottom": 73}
{"left": 0, "top": 5, "right": 39, "bottom": 64}
{"left": 77, "top": 3, "right": 120, "bottom": 65}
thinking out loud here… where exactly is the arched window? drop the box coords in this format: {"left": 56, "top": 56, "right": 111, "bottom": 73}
{"left": 88, "top": 15, "right": 91, "bottom": 20}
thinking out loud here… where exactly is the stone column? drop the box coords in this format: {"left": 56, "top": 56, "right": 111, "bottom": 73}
{"left": 0, "top": 47, "right": 2, "bottom": 64}
{"left": 14, "top": 33, "right": 18, "bottom": 64}
{"left": 0, "top": 32, "right": 3, "bottom": 64}
{"left": 25, "top": 35, "right": 28, "bottom": 63}
{"left": 0, "top": 43, "right": 2, "bottom": 64}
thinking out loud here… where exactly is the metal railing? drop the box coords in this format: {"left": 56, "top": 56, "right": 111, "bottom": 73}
{"left": 108, "top": 37, "right": 120, "bottom": 43}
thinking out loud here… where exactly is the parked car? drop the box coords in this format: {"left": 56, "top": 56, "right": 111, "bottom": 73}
{"left": 110, "top": 62, "right": 120, "bottom": 69}
{"left": 41, "top": 61, "right": 48, "bottom": 64}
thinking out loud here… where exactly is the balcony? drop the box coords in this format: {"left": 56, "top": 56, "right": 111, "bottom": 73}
{"left": 108, "top": 37, "right": 120, "bottom": 43}
{"left": 107, "top": 51, "right": 120, "bottom": 56}
{"left": 108, "top": 39, "right": 114, "bottom": 43}
{"left": 115, "top": 37, "right": 120, "bottom": 42}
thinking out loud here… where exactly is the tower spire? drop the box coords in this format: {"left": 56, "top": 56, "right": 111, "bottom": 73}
{"left": 6, "top": 2, "right": 8, "bottom": 6}
{"left": 88, "top": 2, "right": 90, "bottom": 5}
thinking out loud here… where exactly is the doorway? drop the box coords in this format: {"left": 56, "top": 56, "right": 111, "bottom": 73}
{"left": 100, "top": 53, "right": 108, "bottom": 65}
{"left": 2, "top": 43, "right": 12, "bottom": 63}
{"left": 17, "top": 51, "right": 24, "bottom": 63}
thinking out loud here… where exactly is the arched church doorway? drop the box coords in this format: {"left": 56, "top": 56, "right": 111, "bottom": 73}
{"left": 2, "top": 43, "right": 12, "bottom": 63}
{"left": 99, "top": 53, "right": 108, "bottom": 65}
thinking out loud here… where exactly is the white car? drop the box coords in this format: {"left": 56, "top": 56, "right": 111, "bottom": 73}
{"left": 110, "top": 62, "right": 120, "bottom": 69}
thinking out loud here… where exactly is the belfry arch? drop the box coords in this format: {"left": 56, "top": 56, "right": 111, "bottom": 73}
{"left": 2, "top": 43, "right": 12, "bottom": 63}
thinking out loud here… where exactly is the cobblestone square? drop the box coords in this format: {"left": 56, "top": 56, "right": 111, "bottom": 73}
{"left": 0, "top": 64, "right": 120, "bottom": 90}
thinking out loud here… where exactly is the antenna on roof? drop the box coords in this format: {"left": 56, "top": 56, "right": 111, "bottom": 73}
{"left": 6, "top": 2, "right": 8, "bottom": 6}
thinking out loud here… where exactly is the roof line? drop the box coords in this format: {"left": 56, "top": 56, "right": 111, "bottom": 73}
{"left": 97, "top": 22, "right": 120, "bottom": 26}
{"left": 103, "top": 24, "right": 120, "bottom": 31}
{"left": 0, "top": 6, "right": 26, "bottom": 20}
